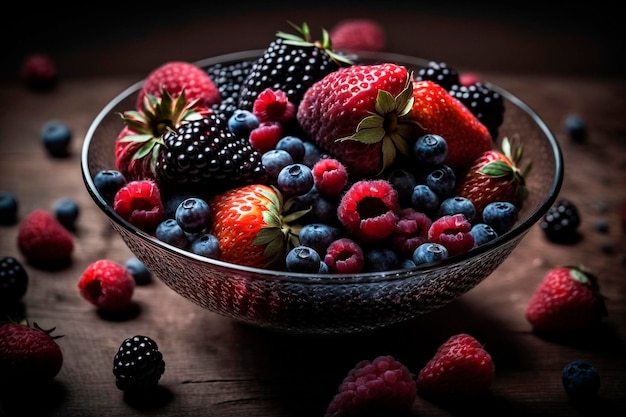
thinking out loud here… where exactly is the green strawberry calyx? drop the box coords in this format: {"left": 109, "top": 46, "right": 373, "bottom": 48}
{"left": 277, "top": 21, "right": 354, "bottom": 66}
{"left": 335, "top": 74, "right": 418, "bottom": 174}
{"left": 479, "top": 136, "right": 532, "bottom": 203}
{"left": 565, "top": 265, "right": 608, "bottom": 318}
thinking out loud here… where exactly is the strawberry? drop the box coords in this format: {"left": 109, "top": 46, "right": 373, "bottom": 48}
{"left": 456, "top": 137, "right": 531, "bottom": 220}
{"left": 207, "top": 184, "right": 303, "bottom": 268}
{"left": 524, "top": 266, "right": 608, "bottom": 334}
{"left": 329, "top": 18, "right": 387, "bottom": 52}
{"left": 411, "top": 80, "right": 492, "bottom": 171}
{"left": 115, "top": 88, "right": 208, "bottom": 182}
{"left": 136, "top": 61, "right": 221, "bottom": 110}
{"left": 297, "top": 63, "right": 418, "bottom": 177}
{"left": 0, "top": 321, "right": 63, "bottom": 385}
{"left": 17, "top": 209, "right": 74, "bottom": 265}
{"left": 416, "top": 333, "right": 495, "bottom": 400}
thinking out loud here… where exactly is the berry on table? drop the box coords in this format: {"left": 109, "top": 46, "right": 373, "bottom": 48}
{"left": 93, "top": 169, "right": 127, "bottom": 204}
{"left": 17, "top": 209, "right": 74, "bottom": 265}
{"left": 125, "top": 257, "right": 152, "bottom": 285}
{"left": 53, "top": 197, "right": 80, "bottom": 230}
{"left": 77, "top": 259, "right": 136, "bottom": 312}
{"left": 564, "top": 113, "right": 588, "bottom": 143}
{"left": 20, "top": 53, "right": 58, "bottom": 91}
{"left": 41, "top": 120, "right": 72, "bottom": 158}
{"left": 113, "top": 335, "right": 165, "bottom": 393}
{"left": 329, "top": 18, "right": 387, "bottom": 52}
{"left": 0, "top": 257, "right": 28, "bottom": 306}
{"left": 561, "top": 360, "right": 600, "bottom": 398}
{"left": 539, "top": 199, "right": 581, "bottom": 243}
{"left": 0, "top": 191, "right": 19, "bottom": 225}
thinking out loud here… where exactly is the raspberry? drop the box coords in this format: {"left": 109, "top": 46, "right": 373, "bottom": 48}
{"left": 329, "top": 19, "right": 387, "bottom": 52}
{"left": 389, "top": 208, "right": 432, "bottom": 258}
{"left": 337, "top": 180, "right": 400, "bottom": 243}
{"left": 113, "top": 179, "right": 164, "bottom": 234}
{"left": 324, "top": 238, "right": 364, "bottom": 274}
{"left": 252, "top": 88, "right": 296, "bottom": 124}
{"left": 248, "top": 121, "right": 283, "bottom": 153}
{"left": 312, "top": 158, "right": 349, "bottom": 196}
{"left": 427, "top": 214, "right": 474, "bottom": 256}
{"left": 416, "top": 333, "right": 495, "bottom": 400}
{"left": 20, "top": 53, "right": 58, "bottom": 90}
{"left": 17, "top": 209, "right": 74, "bottom": 265}
{"left": 78, "top": 259, "right": 135, "bottom": 312}
{"left": 325, "top": 355, "right": 416, "bottom": 417}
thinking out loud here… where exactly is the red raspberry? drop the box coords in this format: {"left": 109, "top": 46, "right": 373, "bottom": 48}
{"left": 20, "top": 53, "right": 58, "bottom": 90}
{"left": 324, "top": 238, "right": 364, "bottom": 274}
{"left": 113, "top": 179, "right": 164, "bottom": 234}
{"left": 325, "top": 355, "right": 416, "bottom": 417}
{"left": 312, "top": 158, "right": 349, "bottom": 196}
{"left": 136, "top": 61, "right": 221, "bottom": 109}
{"left": 416, "top": 333, "right": 495, "bottom": 400}
{"left": 329, "top": 19, "right": 387, "bottom": 52}
{"left": 17, "top": 209, "right": 74, "bottom": 265}
{"left": 427, "top": 214, "right": 474, "bottom": 256}
{"left": 248, "top": 121, "right": 283, "bottom": 153}
{"left": 459, "top": 72, "right": 482, "bottom": 86}
{"left": 252, "top": 88, "right": 296, "bottom": 124}
{"left": 77, "top": 259, "right": 135, "bottom": 312}
{"left": 389, "top": 208, "right": 432, "bottom": 258}
{"left": 337, "top": 180, "right": 400, "bottom": 243}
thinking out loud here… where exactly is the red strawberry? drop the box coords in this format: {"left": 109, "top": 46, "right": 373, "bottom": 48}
{"left": 0, "top": 321, "right": 63, "bottom": 385}
{"left": 207, "top": 184, "right": 301, "bottom": 269}
{"left": 524, "top": 266, "right": 608, "bottom": 334}
{"left": 136, "top": 61, "right": 221, "bottom": 109}
{"left": 297, "top": 63, "right": 418, "bottom": 177}
{"left": 456, "top": 137, "right": 531, "bottom": 220}
{"left": 411, "top": 80, "right": 492, "bottom": 171}
{"left": 17, "top": 209, "right": 74, "bottom": 265}
{"left": 329, "top": 18, "right": 387, "bottom": 52}
{"left": 416, "top": 333, "right": 495, "bottom": 400}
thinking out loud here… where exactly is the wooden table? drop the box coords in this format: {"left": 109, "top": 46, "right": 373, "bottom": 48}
{"left": 1, "top": 11, "right": 626, "bottom": 417}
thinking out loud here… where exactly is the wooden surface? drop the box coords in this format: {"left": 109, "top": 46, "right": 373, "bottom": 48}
{"left": 2, "top": 9, "right": 626, "bottom": 417}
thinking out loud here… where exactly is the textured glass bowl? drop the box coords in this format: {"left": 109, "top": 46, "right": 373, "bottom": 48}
{"left": 81, "top": 50, "right": 563, "bottom": 335}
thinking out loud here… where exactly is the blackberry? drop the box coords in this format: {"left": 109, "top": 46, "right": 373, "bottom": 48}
{"left": 540, "top": 199, "right": 581, "bottom": 243}
{"left": 449, "top": 83, "right": 505, "bottom": 139}
{"left": 206, "top": 60, "right": 253, "bottom": 121}
{"left": 0, "top": 256, "right": 28, "bottom": 305}
{"left": 113, "top": 335, "right": 165, "bottom": 393}
{"left": 156, "top": 114, "right": 266, "bottom": 190}
{"left": 237, "top": 22, "right": 352, "bottom": 111}
{"left": 415, "top": 61, "right": 460, "bottom": 90}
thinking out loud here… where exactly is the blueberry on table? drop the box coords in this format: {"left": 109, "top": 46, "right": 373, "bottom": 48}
{"left": 53, "top": 197, "right": 79, "bottom": 230}
{"left": 125, "top": 257, "right": 152, "bottom": 285}
{"left": 41, "top": 120, "right": 72, "bottom": 157}
{"left": 0, "top": 191, "right": 19, "bottom": 225}
{"left": 562, "top": 360, "right": 600, "bottom": 398}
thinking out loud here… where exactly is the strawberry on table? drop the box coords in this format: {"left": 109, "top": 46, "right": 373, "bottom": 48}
{"left": 297, "top": 63, "right": 418, "bottom": 177}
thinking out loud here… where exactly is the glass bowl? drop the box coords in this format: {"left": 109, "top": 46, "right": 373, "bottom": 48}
{"left": 81, "top": 50, "right": 563, "bottom": 335}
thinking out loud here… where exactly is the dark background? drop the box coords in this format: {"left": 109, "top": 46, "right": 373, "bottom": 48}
{"left": 4, "top": 1, "right": 624, "bottom": 82}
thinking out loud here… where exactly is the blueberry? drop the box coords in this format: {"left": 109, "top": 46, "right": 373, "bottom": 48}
{"left": 41, "top": 120, "right": 72, "bottom": 157}
{"left": 411, "top": 184, "right": 439, "bottom": 215}
{"left": 387, "top": 169, "right": 417, "bottom": 207}
{"left": 175, "top": 197, "right": 211, "bottom": 233}
{"left": 424, "top": 164, "right": 456, "bottom": 198}
{"left": 285, "top": 245, "right": 322, "bottom": 273}
{"left": 470, "top": 223, "right": 499, "bottom": 246}
{"left": 0, "top": 192, "right": 19, "bottom": 225}
{"left": 302, "top": 140, "right": 326, "bottom": 168}
{"left": 261, "top": 149, "right": 294, "bottom": 179}
{"left": 276, "top": 163, "right": 314, "bottom": 196}
{"left": 93, "top": 169, "right": 127, "bottom": 204}
{"left": 364, "top": 247, "right": 400, "bottom": 272}
{"left": 189, "top": 233, "right": 221, "bottom": 260}
{"left": 564, "top": 114, "right": 587, "bottom": 143}
{"left": 155, "top": 219, "right": 189, "bottom": 249}
{"left": 413, "top": 133, "right": 448, "bottom": 166}
{"left": 412, "top": 242, "right": 449, "bottom": 266}
{"left": 276, "top": 135, "right": 306, "bottom": 162}
{"left": 53, "top": 197, "right": 79, "bottom": 230}
{"left": 125, "top": 257, "right": 152, "bottom": 285}
{"left": 561, "top": 360, "right": 600, "bottom": 398}
{"left": 299, "top": 223, "right": 342, "bottom": 256}
{"left": 482, "top": 201, "right": 518, "bottom": 235}
{"left": 287, "top": 187, "right": 340, "bottom": 226}
{"left": 228, "top": 109, "right": 259, "bottom": 137}
{"left": 438, "top": 196, "right": 476, "bottom": 222}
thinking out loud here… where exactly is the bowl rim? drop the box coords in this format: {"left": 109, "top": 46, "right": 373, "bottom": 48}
{"left": 81, "top": 49, "right": 564, "bottom": 283}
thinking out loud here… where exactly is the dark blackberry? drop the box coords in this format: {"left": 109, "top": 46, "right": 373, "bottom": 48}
{"left": 0, "top": 256, "right": 28, "bottom": 306}
{"left": 206, "top": 60, "right": 253, "bottom": 121}
{"left": 540, "top": 199, "right": 581, "bottom": 243}
{"left": 113, "top": 335, "right": 165, "bottom": 392}
{"left": 415, "top": 61, "right": 460, "bottom": 90}
{"left": 449, "top": 82, "right": 505, "bottom": 139}
{"left": 156, "top": 114, "right": 267, "bottom": 190}
{"left": 237, "top": 23, "right": 352, "bottom": 111}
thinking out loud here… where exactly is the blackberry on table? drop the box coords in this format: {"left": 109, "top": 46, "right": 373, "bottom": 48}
{"left": 415, "top": 61, "right": 460, "bottom": 91}
{"left": 449, "top": 82, "right": 505, "bottom": 139}
{"left": 0, "top": 256, "right": 28, "bottom": 305}
{"left": 113, "top": 335, "right": 165, "bottom": 393}
{"left": 540, "top": 199, "right": 581, "bottom": 243}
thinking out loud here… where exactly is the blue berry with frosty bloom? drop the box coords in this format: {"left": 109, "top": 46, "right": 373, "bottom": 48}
{"left": 413, "top": 133, "right": 448, "bottom": 166}
{"left": 93, "top": 169, "right": 127, "bottom": 204}
{"left": 53, "top": 197, "right": 80, "bottom": 230}
{"left": 411, "top": 184, "right": 439, "bottom": 215}
{"left": 228, "top": 109, "right": 259, "bottom": 137}
{"left": 276, "top": 163, "right": 314, "bottom": 196}
{"left": 302, "top": 140, "right": 326, "bottom": 168}
{"left": 424, "top": 164, "right": 456, "bottom": 198}
{"left": 156, "top": 219, "right": 189, "bottom": 249}
{"left": 41, "top": 120, "right": 72, "bottom": 157}
{"left": 561, "top": 360, "right": 600, "bottom": 398}
{"left": 190, "top": 233, "right": 221, "bottom": 260}
{"left": 387, "top": 168, "right": 417, "bottom": 207}
{"left": 482, "top": 201, "right": 518, "bottom": 235}
{"left": 364, "top": 247, "right": 401, "bottom": 272}
{"left": 470, "top": 223, "right": 498, "bottom": 246}
{"left": 175, "top": 197, "right": 211, "bottom": 233}
{"left": 125, "top": 257, "right": 152, "bottom": 285}
{"left": 276, "top": 135, "right": 306, "bottom": 162}
{"left": 261, "top": 149, "right": 294, "bottom": 179}
{"left": 412, "top": 242, "right": 449, "bottom": 266}
{"left": 299, "top": 223, "right": 342, "bottom": 256}
{"left": 0, "top": 192, "right": 19, "bottom": 225}
{"left": 438, "top": 196, "right": 476, "bottom": 222}
{"left": 285, "top": 245, "right": 322, "bottom": 273}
